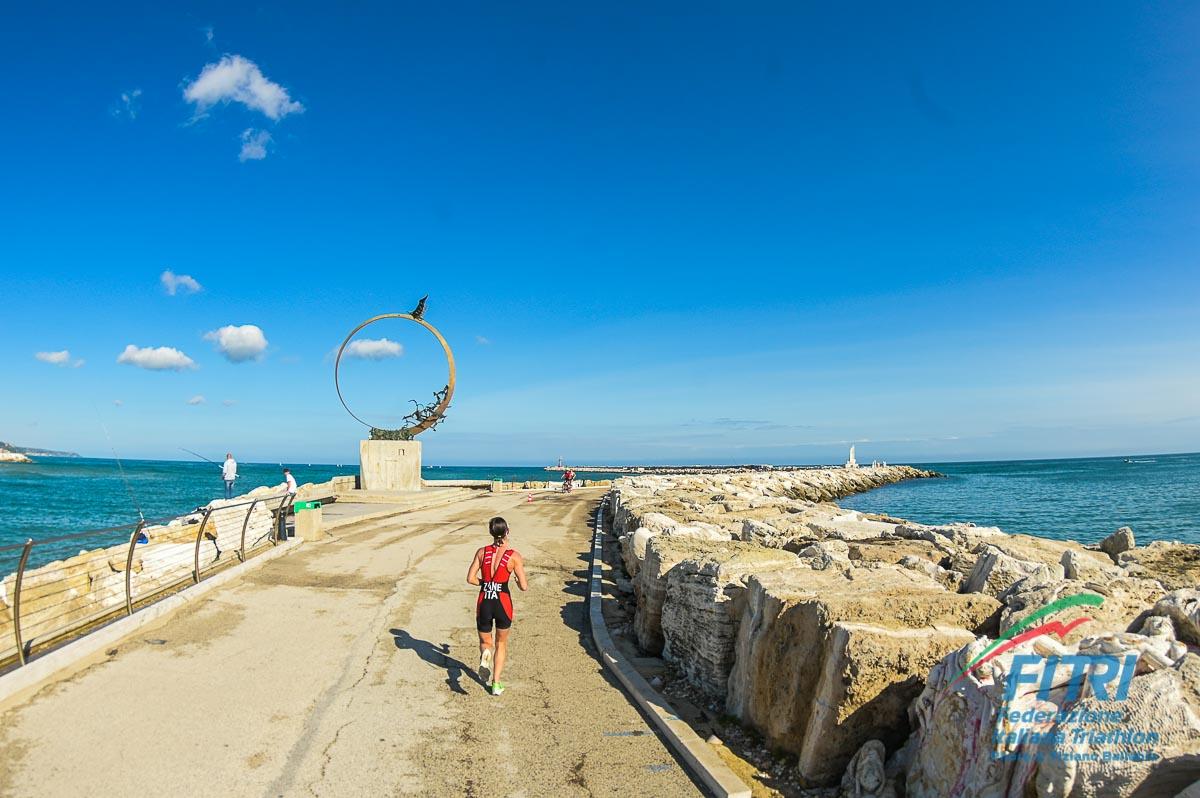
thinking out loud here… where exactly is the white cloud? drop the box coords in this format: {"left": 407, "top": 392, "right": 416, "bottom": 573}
{"left": 475, "top": 335, "right": 491, "bottom": 345}
{"left": 161, "top": 269, "right": 202, "bottom": 295}
{"left": 187, "top": 395, "right": 206, "bottom": 405}
{"left": 35, "top": 350, "right": 69, "bottom": 365}
{"left": 204, "top": 26, "right": 214, "bottom": 43}
{"left": 238, "top": 128, "right": 271, "bottom": 162}
{"left": 204, "top": 324, "right": 269, "bottom": 362}
{"left": 222, "top": 399, "right": 237, "bottom": 407}
{"left": 113, "top": 399, "right": 123, "bottom": 407}
{"left": 112, "top": 88, "right": 142, "bottom": 120}
{"left": 117, "top": 344, "right": 197, "bottom": 371}
{"left": 35, "top": 350, "right": 84, "bottom": 368}
{"left": 344, "top": 338, "right": 404, "bottom": 360}
{"left": 183, "top": 55, "right": 303, "bottom": 121}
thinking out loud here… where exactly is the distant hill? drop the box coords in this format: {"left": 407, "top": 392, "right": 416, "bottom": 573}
{"left": 0, "top": 441, "right": 80, "bottom": 457}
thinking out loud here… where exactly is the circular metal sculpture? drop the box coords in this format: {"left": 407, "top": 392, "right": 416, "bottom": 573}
{"left": 334, "top": 297, "right": 455, "bottom": 440}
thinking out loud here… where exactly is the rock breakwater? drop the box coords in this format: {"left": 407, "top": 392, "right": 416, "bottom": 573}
{"left": 605, "top": 467, "right": 1200, "bottom": 796}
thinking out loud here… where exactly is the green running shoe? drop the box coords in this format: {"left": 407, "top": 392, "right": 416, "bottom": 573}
{"left": 490, "top": 681, "right": 505, "bottom": 696}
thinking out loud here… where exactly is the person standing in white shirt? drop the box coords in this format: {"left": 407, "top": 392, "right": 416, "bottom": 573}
{"left": 222, "top": 453, "right": 238, "bottom": 500}
{"left": 281, "top": 467, "right": 297, "bottom": 495}
{"left": 277, "top": 467, "right": 298, "bottom": 542}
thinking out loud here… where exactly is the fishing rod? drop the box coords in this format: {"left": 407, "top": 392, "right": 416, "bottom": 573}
{"left": 180, "top": 447, "right": 219, "bottom": 465}
{"left": 93, "top": 405, "right": 145, "bottom": 524}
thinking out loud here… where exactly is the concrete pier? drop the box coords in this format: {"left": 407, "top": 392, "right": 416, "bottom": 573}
{"left": 0, "top": 490, "right": 702, "bottom": 797}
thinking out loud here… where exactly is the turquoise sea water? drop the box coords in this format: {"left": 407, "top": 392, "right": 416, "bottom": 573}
{"left": 0, "top": 458, "right": 621, "bottom": 571}
{"left": 3, "top": 453, "right": 1197, "bottom": 571}
{"left": 840, "top": 452, "right": 1200, "bottom": 545}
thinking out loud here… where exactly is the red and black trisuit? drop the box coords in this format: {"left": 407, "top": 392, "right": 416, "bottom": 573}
{"left": 476, "top": 544, "right": 517, "bottom": 633}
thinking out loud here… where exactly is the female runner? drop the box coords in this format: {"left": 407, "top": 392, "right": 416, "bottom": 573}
{"left": 467, "top": 516, "right": 528, "bottom": 695}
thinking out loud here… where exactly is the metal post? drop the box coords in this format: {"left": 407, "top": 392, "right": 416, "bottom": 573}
{"left": 192, "top": 508, "right": 214, "bottom": 584}
{"left": 13, "top": 539, "right": 33, "bottom": 666}
{"left": 124, "top": 521, "right": 145, "bottom": 616}
{"left": 273, "top": 495, "right": 291, "bottom": 545}
{"left": 238, "top": 500, "right": 258, "bottom": 562}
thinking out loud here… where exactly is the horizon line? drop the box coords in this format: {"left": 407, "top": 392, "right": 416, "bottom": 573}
{"left": 19, "top": 450, "right": 1200, "bottom": 469}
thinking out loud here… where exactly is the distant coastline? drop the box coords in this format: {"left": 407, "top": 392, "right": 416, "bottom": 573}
{"left": 0, "top": 440, "right": 80, "bottom": 459}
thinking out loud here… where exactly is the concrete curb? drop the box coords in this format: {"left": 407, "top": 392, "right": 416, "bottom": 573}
{"left": 0, "top": 539, "right": 303, "bottom": 708}
{"left": 588, "top": 500, "right": 751, "bottom": 798}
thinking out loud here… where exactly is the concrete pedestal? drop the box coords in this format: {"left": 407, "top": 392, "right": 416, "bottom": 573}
{"left": 359, "top": 440, "right": 422, "bottom": 492}
{"left": 295, "top": 506, "right": 324, "bottom": 542}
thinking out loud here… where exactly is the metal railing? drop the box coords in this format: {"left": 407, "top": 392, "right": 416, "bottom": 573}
{"left": 0, "top": 493, "right": 295, "bottom": 672}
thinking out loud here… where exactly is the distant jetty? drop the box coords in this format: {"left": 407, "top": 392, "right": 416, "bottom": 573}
{"left": 545, "top": 463, "right": 905, "bottom": 475}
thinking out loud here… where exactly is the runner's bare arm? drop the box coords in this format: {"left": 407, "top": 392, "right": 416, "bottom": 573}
{"left": 513, "top": 552, "right": 529, "bottom": 591}
{"left": 466, "top": 548, "right": 483, "bottom": 585}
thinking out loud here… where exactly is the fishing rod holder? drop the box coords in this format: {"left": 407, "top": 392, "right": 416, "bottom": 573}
{"left": 191, "top": 508, "right": 215, "bottom": 585}
{"left": 124, "top": 521, "right": 146, "bottom": 616}
{"left": 11, "top": 540, "right": 33, "bottom": 666}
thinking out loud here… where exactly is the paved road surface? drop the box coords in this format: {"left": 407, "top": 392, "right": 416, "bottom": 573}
{"left": 0, "top": 490, "right": 703, "bottom": 797}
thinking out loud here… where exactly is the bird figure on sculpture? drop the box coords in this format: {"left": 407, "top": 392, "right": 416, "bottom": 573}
{"left": 411, "top": 295, "right": 428, "bottom": 320}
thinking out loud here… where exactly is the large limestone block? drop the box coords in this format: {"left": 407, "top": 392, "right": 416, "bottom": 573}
{"left": 1099, "top": 525, "right": 1137, "bottom": 562}
{"left": 796, "top": 622, "right": 976, "bottom": 785}
{"left": 620, "top": 513, "right": 729, "bottom": 579}
{"left": 727, "top": 566, "right": 856, "bottom": 735}
{"left": 1001, "top": 577, "right": 1164, "bottom": 645}
{"left": 802, "top": 510, "right": 901, "bottom": 542}
{"left": 894, "top": 521, "right": 1006, "bottom": 554}
{"left": 660, "top": 546, "right": 797, "bottom": 697}
{"left": 959, "top": 534, "right": 1116, "bottom": 587}
{"left": 962, "top": 544, "right": 1061, "bottom": 598}
{"left": 904, "top": 639, "right": 1003, "bottom": 798}
{"left": 741, "top": 516, "right": 825, "bottom": 551}
{"left": 621, "top": 527, "right": 657, "bottom": 578}
{"left": 727, "top": 565, "right": 1000, "bottom": 761}
{"left": 906, "top": 634, "right": 1199, "bottom": 798}
{"left": 839, "top": 739, "right": 897, "bottom": 798}
{"left": 1119, "top": 542, "right": 1200, "bottom": 590}
{"left": 740, "top": 519, "right": 786, "bottom": 547}
{"left": 635, "top": 537, "right": 748, "bottom": 654}
{"left": 1054, "top": 546, "right": 1121, "bottom": 581}
{"left": 1155, "top": 590, "right": 1200, "bottom": 645}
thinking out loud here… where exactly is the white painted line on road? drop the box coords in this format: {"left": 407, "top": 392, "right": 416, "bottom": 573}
{"left": 587, "top": 500, "right": 751, "bottom": 798}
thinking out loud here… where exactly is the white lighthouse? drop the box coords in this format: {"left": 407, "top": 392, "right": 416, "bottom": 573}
{"left": 844, "top": 445, "right": 858, "bottom": 469}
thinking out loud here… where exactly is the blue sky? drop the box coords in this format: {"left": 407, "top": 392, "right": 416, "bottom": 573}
{"left": 2, "top": 2, "right": 1198, "bottom": 465}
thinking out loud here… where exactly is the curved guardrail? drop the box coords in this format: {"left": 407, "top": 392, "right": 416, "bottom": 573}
{"left": 0, "top": 493, "right": 295, "bottom": 671}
